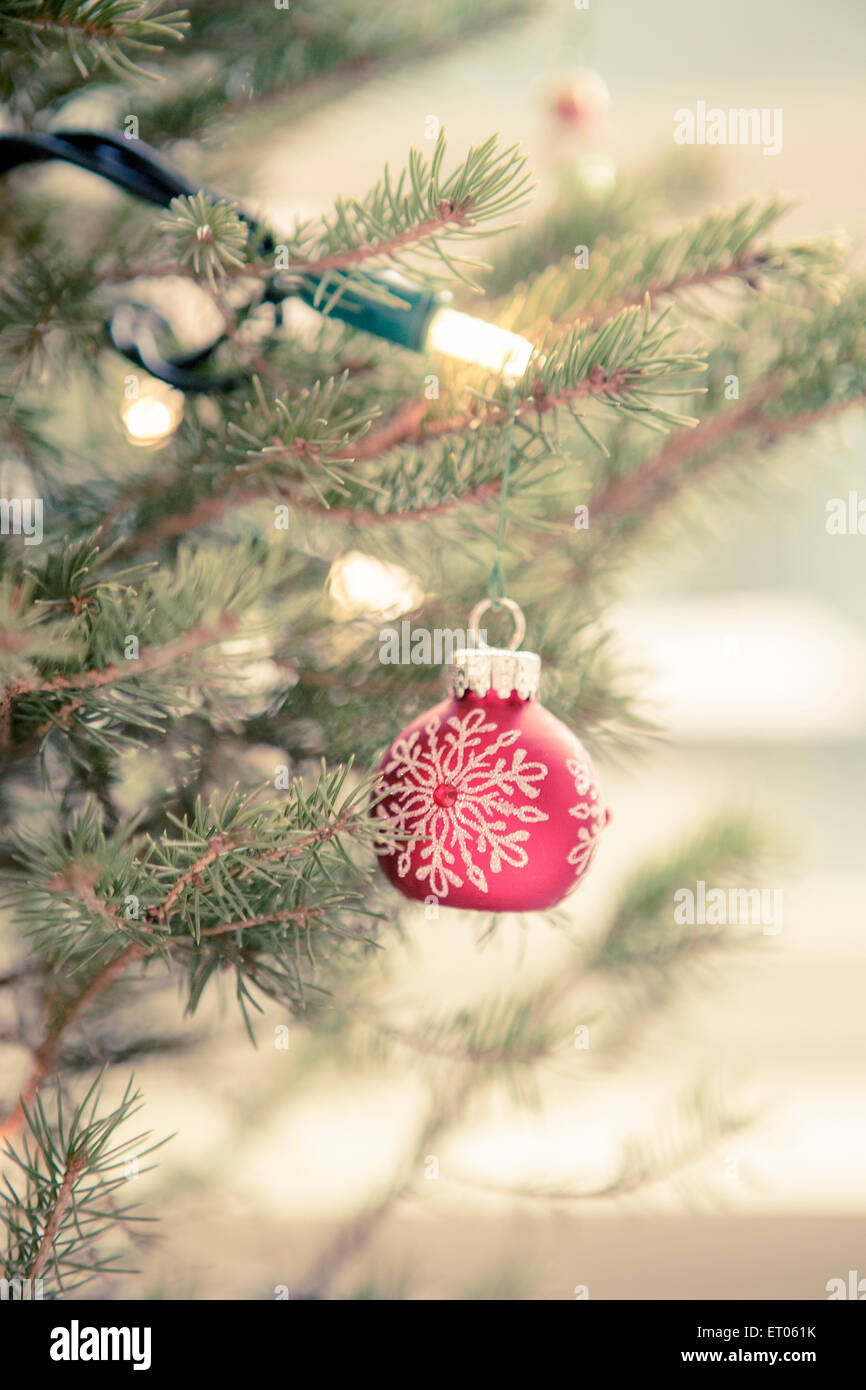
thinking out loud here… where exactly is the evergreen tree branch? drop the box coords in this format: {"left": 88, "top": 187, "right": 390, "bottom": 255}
{"left": 278, "top": 130, "right": 531, "bottom": 289}
{"left": 143, "top": 131, "right": 531, "bottom": 294}
{"left": 585, "top": 281, "right": 866, "bottom": 532}
{"left": 592, "top": 814, "right": 773, "bottom": 1006}
{"left": 0, "top": 613, "right": 237, "bottom": 751}
{"left": 1, "top": 775, "right": 377, "bottom": 1137}
{"left": 1, "top": 0, "right": 189, "bottom": 84}
{"left": 4, "top": 616, "right": 234, "bottom": 702}
{"left": 0, "top": 539, "right": 294, "bottom": 755}
{"left": 0, "top": 905, "right": 331, "bottom": 1137}
{"left": 1, "top": 1076, "right": 164, "bottom": 1293}
{"left": 0, "top": 946, "right": 141, "bottom": 1141}
{"left": 593, "top": 386, "right": 866, "bottom": 529}
{"left": 591, "top": 377, "right": 780, "bottom": 521}
{"left": 106, "top": 0, "right": 535, "bottom": 146}
{"left": 501, "top": 201, "right": 846, "bottom": 338}
{"left": 98, "top": 303, "right": 702, "bottom": 552}
{"left": 448, "top": 1082, "right": 752, "bottom": 1207}
{"left": 27, "top": 1157, "right": 78, "bottom": 1281}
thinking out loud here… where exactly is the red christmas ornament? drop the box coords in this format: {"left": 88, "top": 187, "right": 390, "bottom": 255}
{"left": 374, "top": 599, "right": 609, "bottom": 913}
{"left": 549, "top": 69, "right": 611, "bottom": 129}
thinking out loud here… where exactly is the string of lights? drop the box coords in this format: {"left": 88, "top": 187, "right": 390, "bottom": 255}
{"left": 0, "top": 129, "right": 534, "bottom": 393}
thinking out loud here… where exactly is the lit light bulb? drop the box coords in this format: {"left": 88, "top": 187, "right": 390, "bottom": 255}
{"left": 215, "top": 629, "right": 284, "bottom": 714}
{"left": 327, "top": 551, "right": 422, "bottom": 621}
{"left": 121, "top": 385, "right": 184, "bottom": 446}
{"left": 574, "top": 152, "right": 617, "bottom": 200}
{"left": 425, "top": 307, "right": 534, "bottom": 380}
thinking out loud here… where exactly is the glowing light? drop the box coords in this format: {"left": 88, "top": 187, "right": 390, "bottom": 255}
{"left": 216, "top": 632, "right": 282, "bottom": 706}
{"left": 327, "top": 551, "right": 422, "bottom": 621}
{"left": 121, "top": 386, "right": 184, "bottom": 446}
{"left": 425, "top": 308, "right": 534, "bottom": 380}
{"left": 575, "top": 153, "right": 617, "bottom": 200}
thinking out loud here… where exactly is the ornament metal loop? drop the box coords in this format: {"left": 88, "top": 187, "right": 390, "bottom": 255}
{"left": 468, "top": 596, "right": 526, "bottom": 652}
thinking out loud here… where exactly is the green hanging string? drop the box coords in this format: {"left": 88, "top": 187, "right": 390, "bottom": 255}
{"left": 488, "top": 389, "right": 517, "bottom": 609}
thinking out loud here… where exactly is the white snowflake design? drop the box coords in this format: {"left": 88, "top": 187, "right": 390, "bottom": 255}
{"left": 566, "top": 756, "right": 607, "bottom": 877}
{"left": 375, "top": 706, "right": 549, "bottom": 899}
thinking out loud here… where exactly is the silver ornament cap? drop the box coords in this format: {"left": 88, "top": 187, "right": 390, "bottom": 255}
{"left": 448, "top": 597, "right": 541, "bottom": 700}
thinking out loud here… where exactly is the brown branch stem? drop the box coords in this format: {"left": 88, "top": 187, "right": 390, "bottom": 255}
{"left": 575, "top": 252, "right": 764, "bottom": 335}
{"left": 287, "top": 201, "right": 475, "bottom": 276}
{"left": 3, "top": 618, "right": 234, "bottom": 704}
{"left": 591, "top": 379, "right": 781, "bottom": 520}
{"left": 102, "top": 200, "right": 475, "bottom": 290}
{"left": 0, "top": 617, "right": 238, "bottom": 753}
{"left": 29, "top": 1159, "right": 83, "bottom": 1282}
{"left": 590, "top": 377, "right": 864, "bottom": 526}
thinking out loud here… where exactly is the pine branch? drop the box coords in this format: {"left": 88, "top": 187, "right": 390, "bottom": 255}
{"left": 0, "top": 253, "right": 107, "bottom": 386}
{"left": 142, "top": 131, "right": 531, "bottom": 296}
{"left": 0, "top": 946, "right": 140, "bottom": 1141}
{"left": 1, "top": 772, "right": 379, "bottom": 1136}
{"left": 278, "top": 130, "right": 532, "bottom": 290}
{"left": 0, "top": 539, "right": 287, "bottom": 754}
{"left": 591, "top": 377, "right": 780, "bottom": 523}
{"left": 67, "top": 375, "right": 378, "bottom": 556}
{"left": 449, "top": 1082, "right": 752, "bottom": 1206}
{"left": 0, "top": 0, "right": 188, "bottom": 85}
{"left": 591, "top": 281, "right": 866, "bottom": 531}
{"left": 501, "top": 200, "right": 846, "bottom": 338}
{"left": 118, "top": 0, "right": 534, "bottom": 146}
{"left": 301, "top": 301, "right": 704, "bottom": 520}
{"left": 5, "top": 617, "right": 234, "bottom": 700}
{"left": 28, "top": 1157, "right": 78, "bottom": 1282}
{"left": 595, "top": 815, "right": 771, "bottom": 973}
{"left": 1, "top": 1076, "right": 165, "bottom": 1294}
{"left": 93, "top": 302, "right": 704, "bottom": 551}
{"left": 157, "top": 192, "right": 248, "bottom": 291}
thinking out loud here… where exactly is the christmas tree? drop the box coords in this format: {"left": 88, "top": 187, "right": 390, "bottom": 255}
{"left": 1, "top": 1, "right": 862, "bottom": 1300}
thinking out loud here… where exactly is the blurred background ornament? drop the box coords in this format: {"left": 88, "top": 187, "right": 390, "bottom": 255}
{"left": 549, "top": 68, "right": 611, "bottom": 131}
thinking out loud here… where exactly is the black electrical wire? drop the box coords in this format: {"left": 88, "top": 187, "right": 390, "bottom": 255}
{"left": 0, "top": 129, "right": 280, "bottom": 391}
{"left": 0, "top": 130, "right": 199, "bottom": 205}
